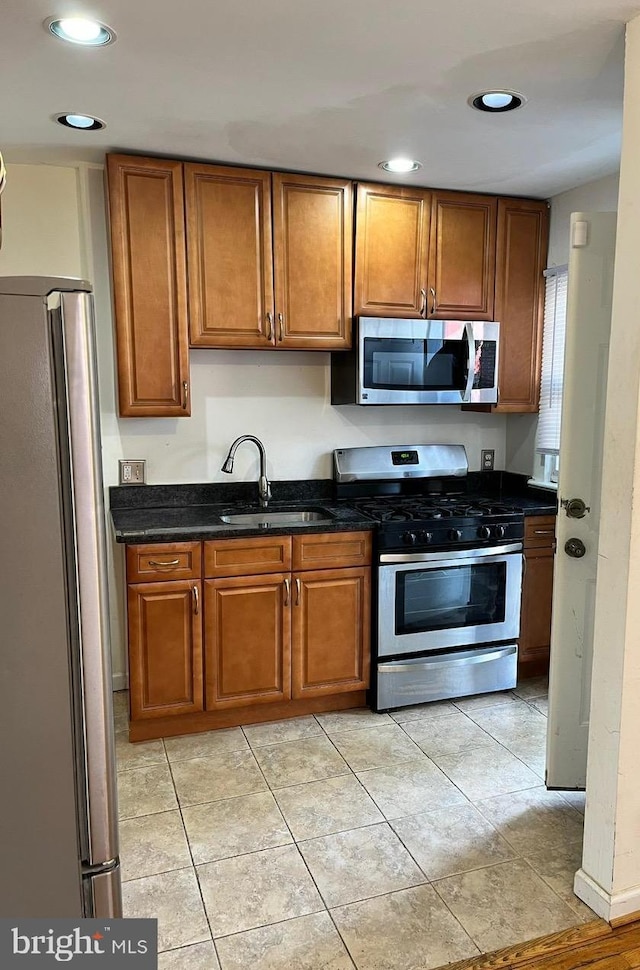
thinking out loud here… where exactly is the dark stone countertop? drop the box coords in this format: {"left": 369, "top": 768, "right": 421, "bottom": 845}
{"left": 467, "top": 470, "right": 558, "bottom": 516}
{"left": 110, "top": 480, "right": 375, "bottom": 544}
{"left": 109, "top": 473, "right": 557, "bottom": 544}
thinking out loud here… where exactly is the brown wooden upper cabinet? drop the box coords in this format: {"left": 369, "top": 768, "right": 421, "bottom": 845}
{"left": 354, "top": 183, "right": 431, "bottom": 317}
{"left": 106, "top": 155, "right": 191, "bottom": 417}
{"left": 185, "top": 164, "right": 274, "bottom": 348}
{"left": 493, "top": 198, "right": 549, "bottom": 412}
{"left": 354, "top": 184, "right": 497, "bottom": 321}
{"left": 428, "top": 191, "right": 497, "bottom": 320}
{"left": 187, "top": 165, "right": 353, "bottom": 350}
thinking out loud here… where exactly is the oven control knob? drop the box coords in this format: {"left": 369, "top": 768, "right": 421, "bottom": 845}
{"left": 477, "top": 525, "right": 491, "bottom": 540}
{"left": 418, "top": 531, "right": 433, "bottom": 544}
{"left": 494, "top": 525, "right": 506, "bottom": 539}
{"left": 402, "top": 532, "right": 418, "bottom": 545}
{"left": 448, "top": 528, "right": 463, "bottom": 541}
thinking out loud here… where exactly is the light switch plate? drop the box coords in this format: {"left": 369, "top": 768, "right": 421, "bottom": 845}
{"left": 481, "top": 449, "right": 495, "bottom": 471}
{"left": 118, "top": 459, "right": 146, "bottom": 485}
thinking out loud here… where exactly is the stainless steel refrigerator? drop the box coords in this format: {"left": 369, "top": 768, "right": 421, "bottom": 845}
{"left": 0, "top": 277, "right": 121, "bottom": 917}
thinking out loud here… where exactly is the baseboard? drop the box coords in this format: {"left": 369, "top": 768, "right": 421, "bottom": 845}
{"left": 575, "top": 868, "right": 640, "bottom": 922}
{"left": 112, "top": 671, "right": 128, "bottom": 692}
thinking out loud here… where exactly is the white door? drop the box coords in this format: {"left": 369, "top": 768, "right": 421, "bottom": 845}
{"left": 546, "top": 212, "right": 617, "bottom": 789}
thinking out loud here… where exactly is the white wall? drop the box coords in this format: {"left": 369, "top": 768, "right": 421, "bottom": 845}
{"left": 0, "top": 164, "right": 84, "bottom": 277}
{"left": 547, "top": 172, "right": 620, "bottom": 267}
{"left": 575, "top": 13, "right": 640, "bottom": 920}
{"left": 505, "top": 171, "right": 620, "bottom": 478}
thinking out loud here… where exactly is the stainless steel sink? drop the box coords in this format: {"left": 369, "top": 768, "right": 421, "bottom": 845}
{"left": 219, "top": 509, "right": 335, "bottom": 527}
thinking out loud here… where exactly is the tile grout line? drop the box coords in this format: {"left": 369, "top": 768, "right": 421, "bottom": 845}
{"left": 165, "top": 755, "right": 218, "bottom": 959}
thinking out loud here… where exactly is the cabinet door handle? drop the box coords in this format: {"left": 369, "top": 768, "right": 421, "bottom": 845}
{"left": 420, "top": 288, "right": 427, "bottom": 317}
{"left": 148, "top": 559, "right": 180, "bottom": 568}
{"left": 283, "top": 578, "right": 290, "bottom": 606}
{"left": 182, "top": 380, "right": 189, "bottom": 410}
{"left": 295, "top": 578, "right": 301, "bottom": 606}
{"left": 192, "top": 585, "right": 199, "bottom": 615}
{"left": 266, "top": 311, "right": 273, "bottom": 342}
{"left": 278, "top": 312, "right": 284, "bottom": 342}
{"left": 429, "top": 287, "right": 437, "bottom": 314}
{"left": 533, "top": 529, "right": 555, "bottom": 536}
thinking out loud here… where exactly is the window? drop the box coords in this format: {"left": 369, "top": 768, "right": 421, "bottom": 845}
{"left": 532, "top": 266, "right": 568, "bottom": 488}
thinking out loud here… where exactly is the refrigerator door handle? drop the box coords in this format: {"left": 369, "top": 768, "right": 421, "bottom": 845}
{"left": 56, "top": 292, "right": 120, "bottom": 876}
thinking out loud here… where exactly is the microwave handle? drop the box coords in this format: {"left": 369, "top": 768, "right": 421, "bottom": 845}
{"left": 463, "top": 322, "right": 475, "bottom": 402}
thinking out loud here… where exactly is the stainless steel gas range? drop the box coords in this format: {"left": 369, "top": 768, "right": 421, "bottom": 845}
{"left": 334, "top": 444, "right": 524, "bottom": 712}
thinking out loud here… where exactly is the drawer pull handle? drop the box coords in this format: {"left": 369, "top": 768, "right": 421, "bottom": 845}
{"left": 533, "top": 529, "right": 555, "bottom": 536}
{"left": 148, "top": 559, "right": 180, "bottom": 568}
{"left": 283, "top": 578, "right": 290, "bottom": 606}
{"left": 295, "top": 578, "right": 301, "bottom": 606}
{"left": 192, "top": 585, "right": 199, "bottom": 615}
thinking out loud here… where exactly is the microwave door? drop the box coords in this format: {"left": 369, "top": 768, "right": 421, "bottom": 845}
{"left": 462, "top": 323, "right": 475, "bottom": 403}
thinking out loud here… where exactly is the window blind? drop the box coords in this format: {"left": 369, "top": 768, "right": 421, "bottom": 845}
{"left": 536, "top": 267, "right": 568, "bottom": 454}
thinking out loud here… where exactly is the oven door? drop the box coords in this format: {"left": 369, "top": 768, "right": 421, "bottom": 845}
{"left": 378, "top": 543, "right": 523, "bottom": 658}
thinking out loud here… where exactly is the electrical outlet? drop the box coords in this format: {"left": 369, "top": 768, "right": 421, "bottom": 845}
{"left": 481, "top": 449, "right": 495, "bottom": 471}
{"left": 118, "top": 459, "right": 146, "bottom": 485}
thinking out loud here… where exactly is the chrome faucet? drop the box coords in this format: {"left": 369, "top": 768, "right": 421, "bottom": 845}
{"left": 221, "top": 435, "right": 272, "bottom": 507}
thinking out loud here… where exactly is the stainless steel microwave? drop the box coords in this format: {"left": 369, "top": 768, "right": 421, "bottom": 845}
{"left": 331, "top": 317, "right": 500, "bottom": 405}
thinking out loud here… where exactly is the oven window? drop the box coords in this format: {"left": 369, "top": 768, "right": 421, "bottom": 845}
{"left": 395, "top": 561, "right": 507, "bottom": 634}
{"left": 363, "top": 337, "right": 467, "bottom": 391}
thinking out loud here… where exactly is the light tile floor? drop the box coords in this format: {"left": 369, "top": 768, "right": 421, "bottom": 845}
{"left": 114, "top": 677, "right": 594, "bottom": 970}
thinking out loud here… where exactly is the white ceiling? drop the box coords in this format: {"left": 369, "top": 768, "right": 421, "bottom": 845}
{"left": 1, "top": 0, "right": 637, "bottom": 197}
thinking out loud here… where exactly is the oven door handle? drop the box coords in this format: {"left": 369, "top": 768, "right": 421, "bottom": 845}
{"left": 379, "top": 645, "right": 517, "bottom": 673}
{"left": 462, "top": 322, "right": 475, "bottom": 402}
{"left": 379, "top": 542, "right": 523, "bottom": 564}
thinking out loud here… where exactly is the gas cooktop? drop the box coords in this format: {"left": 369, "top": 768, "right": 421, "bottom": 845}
{"left": 351, "top": 495, "right": 521, "bottom": 523}
{"left": 334, "top": 444, "right": 525, "bottom": 553}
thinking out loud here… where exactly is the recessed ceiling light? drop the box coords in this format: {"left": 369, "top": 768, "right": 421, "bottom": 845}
{"left": 378, "top": 157, "right": 422, "bottom": 174}
{"left": 45, "top": 17, "right": 115, "bottom": 46}
{"left": 469, "top": 90, "right": 525, "bottom": 113}
{"left": 55, "top": 113, "right": 106, "bottom": 131}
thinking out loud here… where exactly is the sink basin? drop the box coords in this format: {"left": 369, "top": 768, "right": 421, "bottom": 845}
{"left": 219, "top": 509, "right": 335, "bottom": 527}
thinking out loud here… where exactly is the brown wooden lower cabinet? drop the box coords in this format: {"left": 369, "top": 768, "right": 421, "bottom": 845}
{"left": 125, "top": 531, "right": 372, "bottom": 738}
{"left": 204, "top": 573, "right": 291, "bottom": 710}
{"left": 292, "top": 567, "right": 371, "bottom": 699}
{"left": 127, "top": 580, "right": 203, "bottom": 719}
{"left": 519, "top": 516, "right": 556, "bottom": 676}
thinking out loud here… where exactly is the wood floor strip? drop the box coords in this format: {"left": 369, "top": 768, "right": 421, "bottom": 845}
{"left": 612, "top": 914, "right": 640, "bottom": 930}
{"left": 446, "top": 921, "right": 611, "bottom": 970}
{"left": 444, "top": 920, "right": 640, "bottom": 970}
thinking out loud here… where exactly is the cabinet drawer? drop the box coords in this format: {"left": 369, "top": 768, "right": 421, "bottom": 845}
{"left": 293, "top": 531, "right": 372, "bottom": 571}
{"left": 205, "top": 535, "right": 292, "bottom": 577}
{"left": 127, "top": 542, "right": 202, "bottom": 583}
{"left": 524, "top": 516, "right": 556, "bottom": 548}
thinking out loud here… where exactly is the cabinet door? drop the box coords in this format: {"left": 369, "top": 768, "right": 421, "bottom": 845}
{"left": 185, "top": 164, "right": 274, "bottom": 348}
{"left": 106, "top": 155, "right": 190, "bottom": 416}
{"left": 205, "top": 574, "right": 291, "bottom": 709}
{"left": 292, "top": 567, "right": 370, "bottom": 699}
{"left": 428, "top": 192, "right": 497, "bottom": 320}
{"left": 519, "top": 547, "right": 554, "bottom": 669}
{"left": 272, "top": 173, "right": 353, "bottom": 349}
{"left": 128, "top": 581, "right": 203, "bottom": 719}
{"left": 354, "top": 183, "right": 431, "bottom": 318}
{"left": 494, "top": 198, "right": 549, "bottom": 411}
